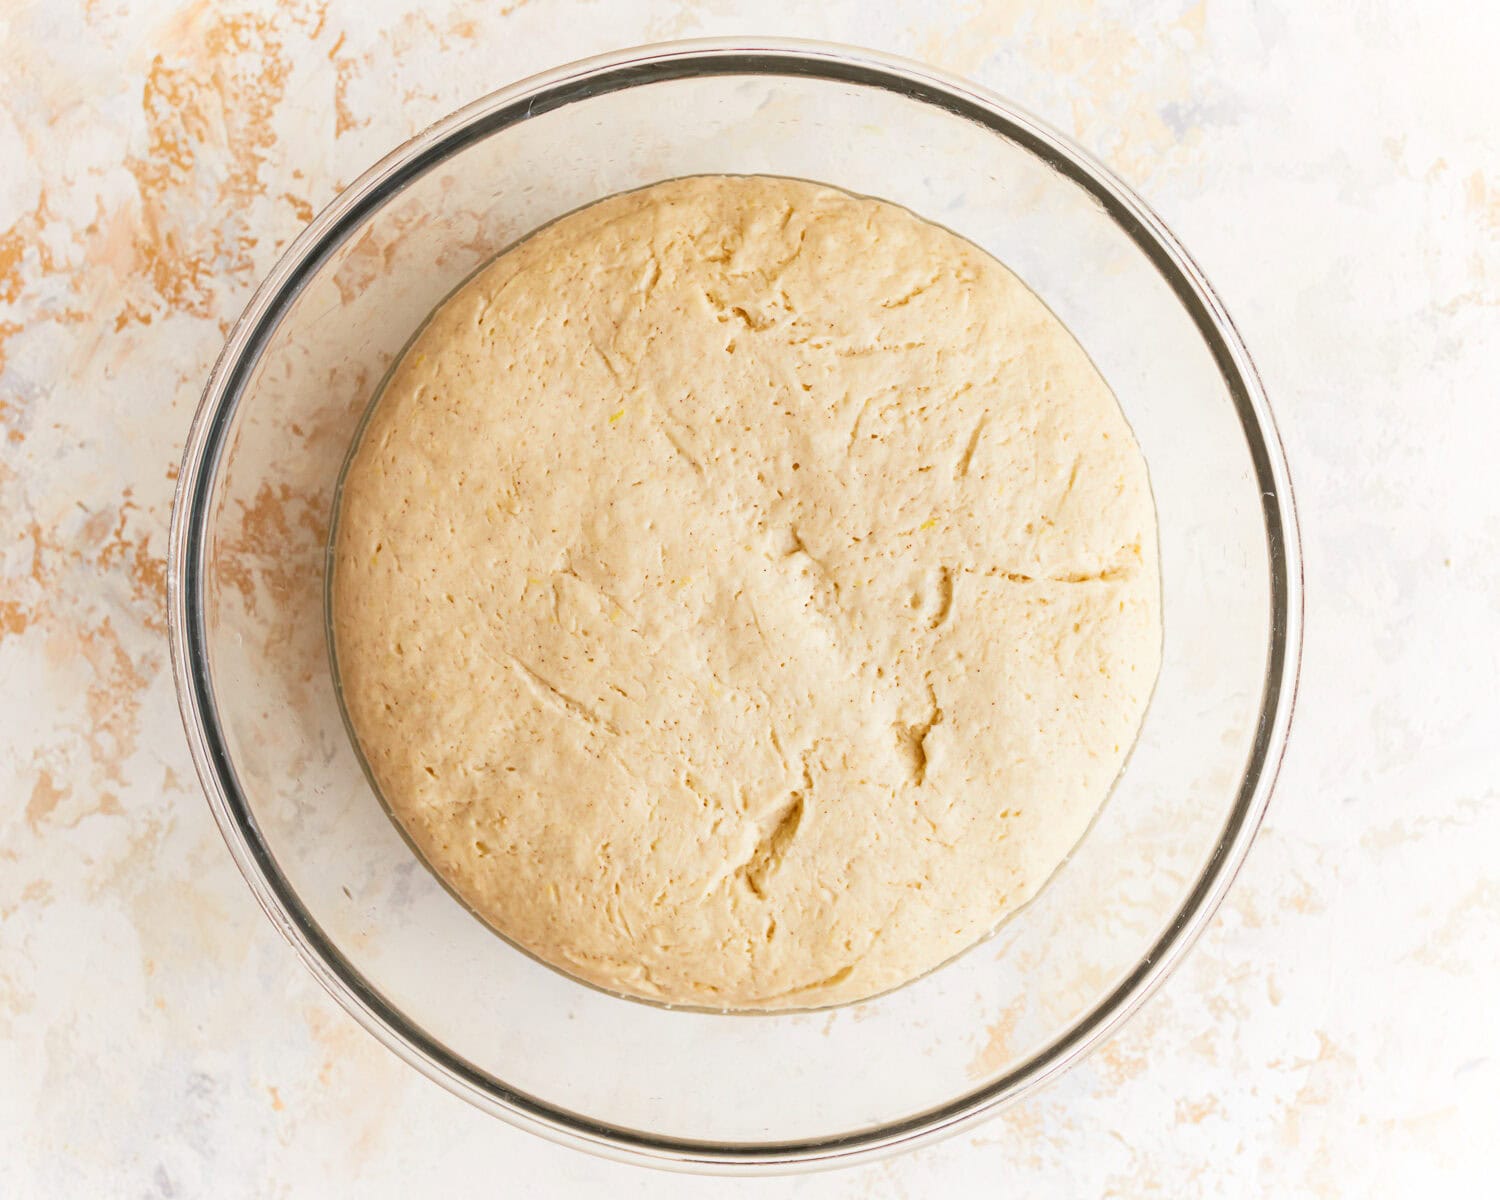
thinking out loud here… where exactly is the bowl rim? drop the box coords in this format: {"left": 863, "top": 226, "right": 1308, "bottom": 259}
{"left": 166, "top": 36, "right": 1304, "bottom": 1174}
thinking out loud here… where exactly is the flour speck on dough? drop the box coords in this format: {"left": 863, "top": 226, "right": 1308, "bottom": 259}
{"left": 332, "top": 175, "right": 1161, "bottom": 1010}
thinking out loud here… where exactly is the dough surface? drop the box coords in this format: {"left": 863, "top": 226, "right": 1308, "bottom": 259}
{"left": 332, "top": 175, "right": 1160, "bottom": 1010}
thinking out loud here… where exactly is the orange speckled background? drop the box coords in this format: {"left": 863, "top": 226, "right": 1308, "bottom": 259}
{"left": 2, "top": 1, "right": 1498, "bottom": 1194}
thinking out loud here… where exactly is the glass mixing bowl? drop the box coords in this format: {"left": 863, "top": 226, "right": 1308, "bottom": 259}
{"left": 167, "top": 39, "right": 1301, "bottom": 1171}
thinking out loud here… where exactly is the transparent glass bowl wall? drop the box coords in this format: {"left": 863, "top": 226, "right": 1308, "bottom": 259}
{"left": 168, "top": 42, "right": 1300, "bottom": 1170}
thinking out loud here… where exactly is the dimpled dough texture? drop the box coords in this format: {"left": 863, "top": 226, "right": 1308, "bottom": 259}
{"left": 333, "top": 175, "right": 1161, "bottom": 1011}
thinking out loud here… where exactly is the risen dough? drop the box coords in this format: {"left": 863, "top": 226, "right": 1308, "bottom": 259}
{"left": 333, "top": 175, "right": 1160, "bottom": 1010}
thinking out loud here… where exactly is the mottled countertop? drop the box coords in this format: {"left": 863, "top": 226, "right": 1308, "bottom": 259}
{"left": 2, "top": 1, "right": 1497, "bottom": 1194}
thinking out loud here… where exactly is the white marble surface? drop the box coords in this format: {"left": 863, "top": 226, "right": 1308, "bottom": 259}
{"left": 2, "top": 1, "right": 1497, "bottom": 1194}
